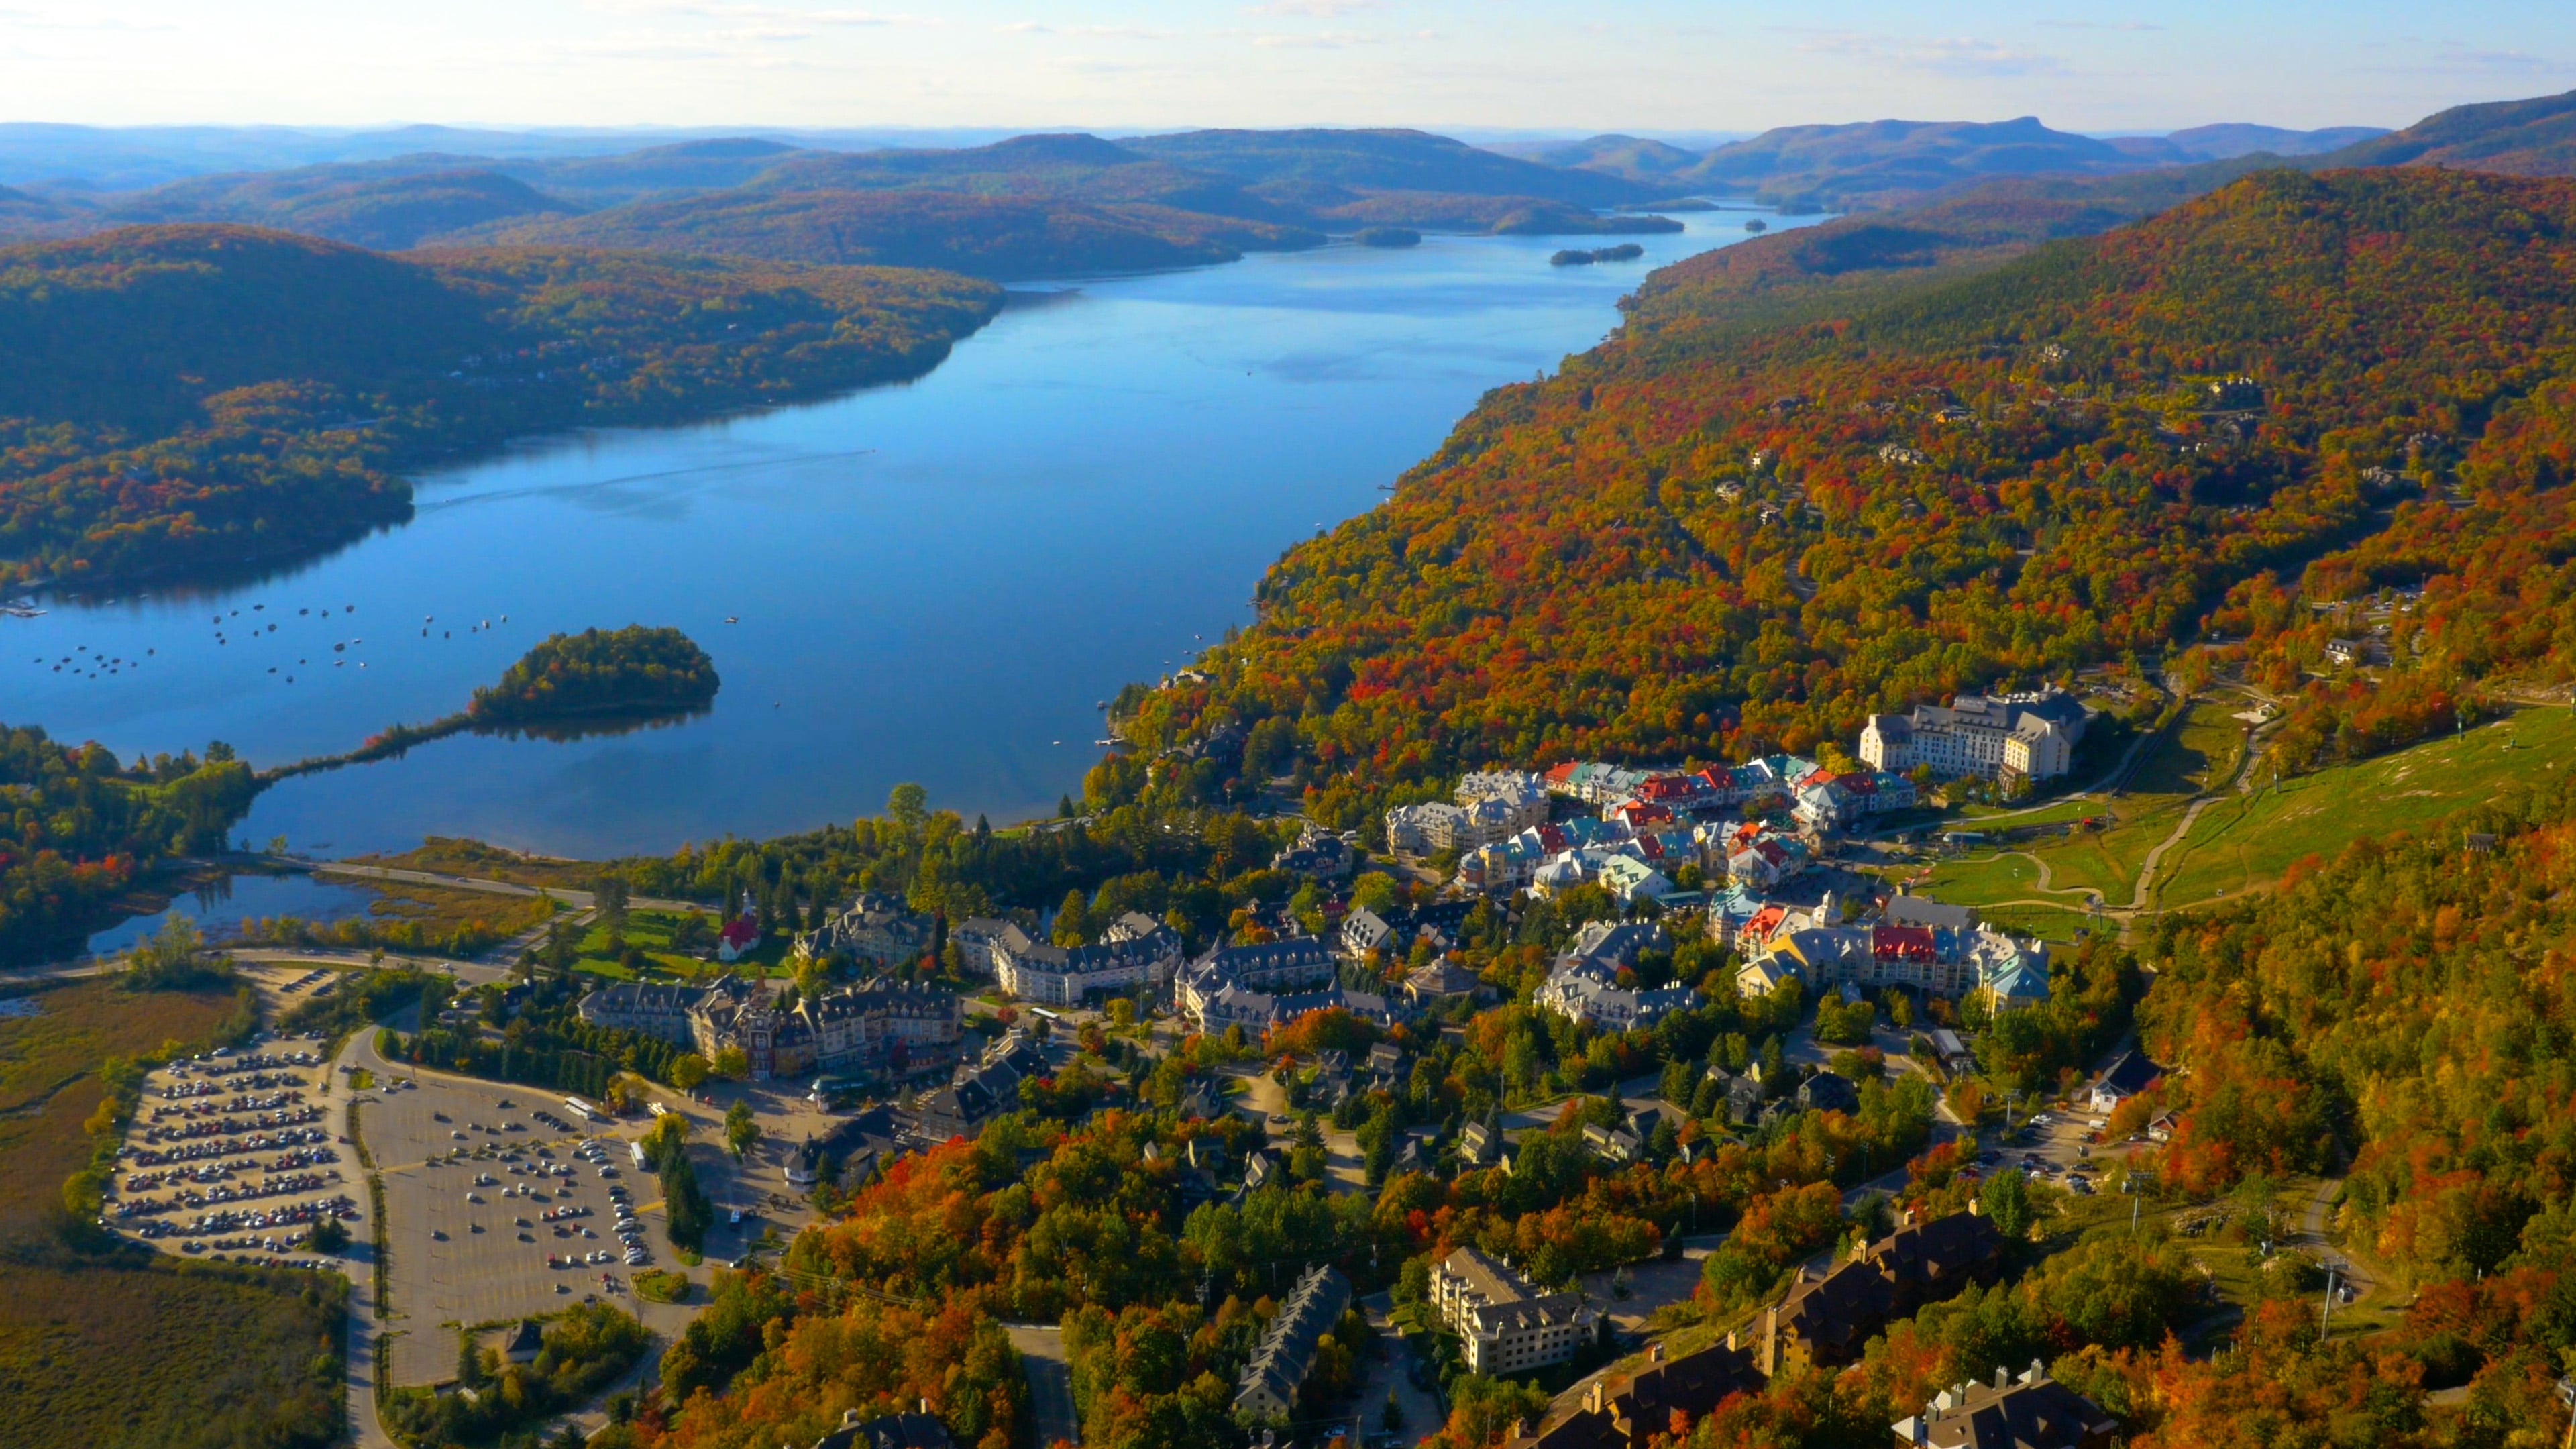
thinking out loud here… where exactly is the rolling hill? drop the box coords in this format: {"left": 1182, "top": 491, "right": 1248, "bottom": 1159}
{"left": 2153, "top": 122, "right": 2387, "bottom": 160}
{"left": 1121, "top": 127, "right": 1657, "bottom": 207}
{"left": 5, "top": 129, "right": 1677, "bottom": 277}
{"left": 1110, "top": 168, "right": 2576, "bottom": 831}
{"left": 2317, "top": 87, "right": 2576, "bottom": 175}
{"left": 739, "top": 132, "right": 1293, "bottom": 219}
{"left": 1676, "top": 116, "right": 2156, "bottom": 209}
{"left": 1511, "top": 134, "right": 1709, "bottom": 186}
{"left": 102, "top": 162, "right": 578, "bottom": 249}
{"left": 455, "top": 188, "right": 1315, "bottom": 280}
{"left": 0, "top": 225, "right": 1001, "bottom": 589}
{"left": 498, "top": 136, "right": 808, "bottom": 206}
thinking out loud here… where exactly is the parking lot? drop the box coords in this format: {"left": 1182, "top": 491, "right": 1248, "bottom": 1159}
{"left": 352, "top": 1067, "right": 672, "bottom": 1386}
{"left": 1985, "top": 1105, "right": 2143, "bottom": 1193}
{"left": 105, "top": 1033, "right": 353, "bottom": 1269}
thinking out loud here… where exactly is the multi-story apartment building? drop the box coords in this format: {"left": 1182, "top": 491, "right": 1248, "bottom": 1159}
{"left": 989, "top": 918, "right": 1185, "bottom": 1006}
{"left": 578, "top": 974, "right": 961, "bottom": 1083}
{"left": 1859, "top": 686, "right": 2089, "bottom": 784}
{"left": 1430, "top": 1246, "right": 1597, "bottom": 1374}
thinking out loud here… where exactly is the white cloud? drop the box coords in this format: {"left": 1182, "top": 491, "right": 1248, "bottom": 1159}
{"left": 1248, "top": 0, "right": 1385, "bottom": 15}
{"left": 581, "top": 0, "right": 935, "bottom": 25}
{"left": 1000, "top": 21, "right": 1181, "bottom": 39}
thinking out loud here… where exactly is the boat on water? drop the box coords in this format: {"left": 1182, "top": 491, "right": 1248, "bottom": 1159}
{"left": 0, "top": 598, "right": 45, "bottom": 619}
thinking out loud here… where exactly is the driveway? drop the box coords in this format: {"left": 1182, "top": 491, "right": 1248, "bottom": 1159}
{"left": 1353, "top": 1294, "right": 1444, "bottom": 1447}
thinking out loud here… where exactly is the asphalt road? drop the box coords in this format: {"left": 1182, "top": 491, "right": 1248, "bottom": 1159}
{"left": 1003, "top": 1322, "right": 1080, "bottom": 1448}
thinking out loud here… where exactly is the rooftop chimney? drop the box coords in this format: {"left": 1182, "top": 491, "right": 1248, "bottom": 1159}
{"left": 1647, "top": 1341, "right": 1665, "bottom": 1364}
{"left": 1586, "top": 1380, "right": 1607, "bottom": 1415}
{"left": 1994, "top": 1367, "right": 2009, "bottom": 1391}
{"left": 2023, "top": 1357, "right": 2046, "bottom": 1385}
{"left": 1968, "top": 1195, "right": 1982, "bottom": 1216}
{"left": 1725, "top": 1329, "right": 1739, "bottom": 1352}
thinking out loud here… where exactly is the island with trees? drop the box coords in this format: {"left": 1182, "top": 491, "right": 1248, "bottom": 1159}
{"left": 262, "top": 625, "right": 720, "bottom": 784}
{"left": 468, "top": 625, "right": 720, "bottom": 728}
{"left": 1547, "top": 243, "right": 1646, "bottom": 266}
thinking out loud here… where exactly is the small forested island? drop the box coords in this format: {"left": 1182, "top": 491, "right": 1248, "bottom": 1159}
{"left": 468, "top": 625, "right": 720, "bottom": 724}
{"left": 1548, "top": 242, "right": 1646, "bottom": 266}
{"left": 1352, "top": 225, "right": 1421, "bottom": 248}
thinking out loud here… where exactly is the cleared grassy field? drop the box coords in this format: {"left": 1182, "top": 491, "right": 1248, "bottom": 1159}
{"left": 2025, "top": 701, "right": 2249, "bottom": 902}
{"left": 569, "top": 908, "right": 779, "bottom": 981}
{"left": 0, "top": 1258, "right": 345, "bottom": 1449}
{"left": 2157, "top": 706, "right": 2576, "bottom": 909}
{"left": 1923, "top": 700, "right": 2253, "bottom": 914}
{"left": 0, "top": 975, "right": 344, "bottom": 1449}
{"left": 360, "top": 880, "right": 555, "bottom": 942}
{"left": 350, "top": 835, "right": 602, "bottom": 892}
{"left": 0, "top": 977, "right": 233, "bottom": 1230}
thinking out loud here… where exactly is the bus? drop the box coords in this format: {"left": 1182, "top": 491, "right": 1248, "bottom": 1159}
{"left": 563, "top": 1095, "right": 604, "bottom": 1122}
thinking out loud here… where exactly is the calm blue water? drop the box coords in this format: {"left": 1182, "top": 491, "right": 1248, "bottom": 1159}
{"left": 82, "top": 872, "right": 377, "bottom": 956}
{"left": 8, "top": 210, "right": 1813, "bottom": 858}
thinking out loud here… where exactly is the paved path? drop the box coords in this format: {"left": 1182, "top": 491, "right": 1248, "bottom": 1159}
{"left": 1004, "top": 1322, "right": 1080, "bottom": 1448}
{"left": 233, "top": 947, "right": 521, "bottom": 989}
{"left": 2292, "top": 1174, "right": 2373, "bottom": 1332}
{"left": 2127, "top": 718, "right": 2268, "bottom": 911}
{"left": 335, "top": 1017, "right": 402, "bottom": 1449}
{"left": 311, "top": 863, "right": 699, "bottom": 915}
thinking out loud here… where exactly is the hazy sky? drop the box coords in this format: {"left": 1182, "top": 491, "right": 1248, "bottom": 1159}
{"left": 4, "top": 0, "right": 2570, "bottom": 134}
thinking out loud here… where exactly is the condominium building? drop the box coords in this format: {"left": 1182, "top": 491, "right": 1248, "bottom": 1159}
{"left": 1233, "top": 1265, "right": 1353, "bottom": 1419}
{"left": 1859, "top": 686, "right": 2089, "bottom": 784}
{"left": 1430, "top": 1246, "right": 1597, "bottom": 1374}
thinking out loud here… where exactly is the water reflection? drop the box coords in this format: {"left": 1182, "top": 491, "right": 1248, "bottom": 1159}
{"left": 9, "top": 208, "right": 1822, "bottom": 858}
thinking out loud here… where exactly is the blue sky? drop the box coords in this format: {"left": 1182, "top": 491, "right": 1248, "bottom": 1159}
{"left": 2, "top": 0, "right": 2569, "bottom": 134}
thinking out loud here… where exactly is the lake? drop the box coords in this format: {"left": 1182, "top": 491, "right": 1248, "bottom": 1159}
{"left": 9, "top": 208, "right": 1815, "bottom": 859}
{"left": 82, "top": 871, "right": 379, "bottom": 957}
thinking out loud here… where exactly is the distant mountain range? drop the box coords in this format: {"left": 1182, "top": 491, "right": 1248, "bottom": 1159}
{"left": 1532, "top": 116, "right": 2393, "bottom": 209}
{"left": 0, "top": 129, "right": 1681, "bottom": 280}
{"left": 1, "top": 92, "right": 2569, "bottom": 282}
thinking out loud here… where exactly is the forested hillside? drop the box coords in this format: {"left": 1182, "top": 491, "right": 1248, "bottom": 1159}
{"left": 466, "top": 189, "right": 1313, "bottom": 280}
{"left": 1, "top": 130, "right": 1680, "bottom": 277}
{"left": 1673, "top": 117, "right": 2156, "bottom": 211}
{"left": 1112, "top": 169, "right": 2576, "bottom": 828}
{"left": 0, "top": 723, "right": 255, "bottom": 961}
{"left": 101, "top": 160, "right": 576, "bottom": 248}
{"left": 0, "top": 225, "right": 1001, "bottom": 589}
{"left": 1122, "top": 127, "right": 1656, "bottom": 207}
{"left": 2322, "top": 87, "right": 2576, "bottom": 176}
